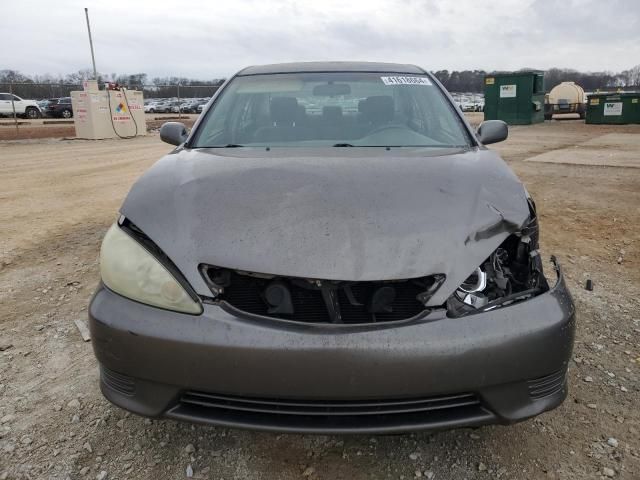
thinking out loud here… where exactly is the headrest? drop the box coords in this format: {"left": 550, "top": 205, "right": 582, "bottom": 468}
{"left": 358, "top": 95, "right": 394, "bottom": 123}
{"left": 271, "top": 97, "right": 299, "bottom": 125}
{"left": 322, "top": 105, "right": 343, "bottom": 120}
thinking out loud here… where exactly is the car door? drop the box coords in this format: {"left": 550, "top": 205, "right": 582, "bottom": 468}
{"left": 12, "top": 95, "right": 26, "bottom": 114}
{"left": 0, "top": 93, "right": 13, "bottom": 114}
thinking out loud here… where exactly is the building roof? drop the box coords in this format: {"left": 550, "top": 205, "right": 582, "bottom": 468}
{"left": 237, "top": 61, "right": 426, "bottom": 76}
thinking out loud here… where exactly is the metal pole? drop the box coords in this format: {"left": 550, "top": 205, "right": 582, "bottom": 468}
{"left": 84, "top": 8, "right": 98, "bottom": 80}
{"left": 177, "top": 84, "right": 181, "bottom": 120}
{"left": 9, "top": 82, "right": 18, "bottom": 137}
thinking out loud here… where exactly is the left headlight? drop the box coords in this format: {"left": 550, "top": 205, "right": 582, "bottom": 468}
{"left": 100, "top": 223, "right": 203, "bottom": 315}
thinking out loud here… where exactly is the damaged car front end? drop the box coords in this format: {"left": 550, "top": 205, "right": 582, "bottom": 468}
{"left": 89, "top": 62, "right": 575, "bottom": 434}
{"left": 200, "top": 201, "right": 547, "bottom": 325}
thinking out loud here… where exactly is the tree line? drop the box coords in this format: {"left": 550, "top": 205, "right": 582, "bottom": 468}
{"left": 0, "top": 69, "right": 225, "bottom": 99}
{"left": 1, "top": 65, "right": 639, "bottom": 99}
{"left": 434, "top": 66, "right": 640, "bottom": 92}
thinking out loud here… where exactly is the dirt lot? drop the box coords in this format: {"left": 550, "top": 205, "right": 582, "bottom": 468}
{"left": 1, "top": 118, "right": 639, "bottom": 479}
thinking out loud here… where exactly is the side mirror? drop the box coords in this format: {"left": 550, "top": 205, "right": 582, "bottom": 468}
{"left": 160, "top": 122, "right": 188, "bottom": 146}
{"left": 476, "top": 120, "right": 508, "bottom": 145}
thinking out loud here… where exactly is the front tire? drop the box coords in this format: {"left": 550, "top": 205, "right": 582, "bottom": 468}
{"left": 25, "top": 107, "right": 40, "bottom": 119}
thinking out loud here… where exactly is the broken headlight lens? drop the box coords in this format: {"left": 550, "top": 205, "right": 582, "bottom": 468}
{"left": 99, "top": 223, "right": 203, "bottom": 314}
{"left": 455, "top": 267, "right": 489, "bottom": 308}
{"left": 448, "top": 232, "right": 546, "bottom": 317}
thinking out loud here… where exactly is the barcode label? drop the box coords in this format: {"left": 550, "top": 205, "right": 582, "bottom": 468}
{"left": 381, "top": 76, "right": 432, "bottom": 86}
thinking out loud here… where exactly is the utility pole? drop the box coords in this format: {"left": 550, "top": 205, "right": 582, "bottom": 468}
{"left": 9, "top": 82, "right": 18, "bottom": 137}
{"left": 84, "top": 8, "right": 98, "bottom": 79}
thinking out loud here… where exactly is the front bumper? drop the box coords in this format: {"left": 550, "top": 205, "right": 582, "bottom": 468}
{"left": 89, "top": 266, "right": 575, "bottom": 434}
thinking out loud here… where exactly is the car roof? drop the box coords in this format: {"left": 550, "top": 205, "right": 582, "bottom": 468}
{"left": 237, "top": 61, "right": 426, "bottom": 76}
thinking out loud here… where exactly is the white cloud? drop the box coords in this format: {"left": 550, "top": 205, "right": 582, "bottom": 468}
{"left": 4, "top": 0, "right": 639, "bottom": 78}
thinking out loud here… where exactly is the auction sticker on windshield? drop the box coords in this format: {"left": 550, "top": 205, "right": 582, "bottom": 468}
{"left": 381, "top": 76, "right": 432, "bottom": 86}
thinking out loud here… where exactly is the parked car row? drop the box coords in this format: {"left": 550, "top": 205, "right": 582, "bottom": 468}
{"left": 0, "top": 95, "right": 77, "bottom": 119}
{"left": 2, "top": 90, "right": 488, "bottom": 121}
{"left": 1, "top": 93, "right": 212, "bottom": 120}
{"left": 0, "top": 93, "right": 42, "bottom": 118}
{"left": 144, "top": 97, "right": 210, "bottom": 114}
{"left": 451, "top": 93, "right": 485, "bottom": 112}
{"left": 45, "top": 97, "right": 74, "bottom": 118}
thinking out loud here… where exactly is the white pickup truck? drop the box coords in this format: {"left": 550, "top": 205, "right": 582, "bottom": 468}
{"left": 0, "top": 93, "right": 42, "bottom": 118}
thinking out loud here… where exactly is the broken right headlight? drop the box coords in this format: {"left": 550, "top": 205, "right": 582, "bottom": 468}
{"left": 447, "top": 209, "right": 548, "bottom": 317}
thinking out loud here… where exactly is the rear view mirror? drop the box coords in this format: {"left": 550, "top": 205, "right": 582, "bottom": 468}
{"left": 160, "top": 122, "right": 188, "bottom": 146}
{"left": 477, "top": 120, "right": 508, "bottom": 145}
{"left": 313, "top": 83, "right": 351, "bottom": 96}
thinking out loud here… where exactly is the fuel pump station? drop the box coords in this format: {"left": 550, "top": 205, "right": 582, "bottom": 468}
{"left": 70, "top": 80, "right": 146, "bottom": 140}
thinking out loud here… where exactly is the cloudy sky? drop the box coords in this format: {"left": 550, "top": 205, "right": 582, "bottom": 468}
{"left": 5, "top": 0, "right": 640, "bottom": 79}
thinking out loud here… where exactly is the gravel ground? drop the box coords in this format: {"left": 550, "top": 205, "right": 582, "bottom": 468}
{"left": 1, "top": 118, "right": 639, "bottom": 479}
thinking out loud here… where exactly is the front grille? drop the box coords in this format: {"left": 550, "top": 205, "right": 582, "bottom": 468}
{"left": 527, "top": 369, "right": 567, "bottom": 399}
{"left": 203, "top": 267, "right": 442, "bottom": 324}
{"left": 168, "top": 390, "right": 491, "bottom": 432}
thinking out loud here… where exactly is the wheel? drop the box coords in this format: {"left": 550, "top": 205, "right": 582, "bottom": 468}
{"left": 61, "top": 109, "right": 73, "bottom": 119}
{"left": 148, "top": 108, "right": 155, "bottom": 113}
{"left": 25, "top": 107, "right": 40, "bottom": 119}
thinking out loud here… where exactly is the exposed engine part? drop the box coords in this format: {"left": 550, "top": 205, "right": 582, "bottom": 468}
{"left": 369, "top": 286, "right": 396, "bottom": 313}
{"left": 264, "top": 280, "right": 294, "bottom": 314}
{"left": 200, "top": 267, "right": 445, "bottom": 325}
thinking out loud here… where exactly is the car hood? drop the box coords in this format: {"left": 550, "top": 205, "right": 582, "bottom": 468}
{"left": 121, "top": 147, "right": 530, "bottom": 306}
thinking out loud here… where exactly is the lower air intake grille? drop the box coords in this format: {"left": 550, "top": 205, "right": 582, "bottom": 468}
{"left": 527, "top": 369, "right": 567, "bottom": 399}
{"left": 100, "top": 366, "right": 136, "bottom": 396}
{"left": 168, "top": 390, "right": 491, "bottom": 432}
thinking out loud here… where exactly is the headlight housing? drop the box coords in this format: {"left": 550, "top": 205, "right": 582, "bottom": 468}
{"left": 100, "top": 223, "right": 203, "bottom": 314}
{"left": 447, "top": 203, "right": 548, "bottom": 318}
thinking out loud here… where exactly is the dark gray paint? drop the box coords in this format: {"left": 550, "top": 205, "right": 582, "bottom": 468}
{"left": 120, "top": 146, "right": 530, "bottom": 306}
{"left": 237, "top": 61, "right": 425, "bottom": 76}
{"left": 477, "top": 120, "right": 509, "bottom": 145}
{"left": 89, "top": 261, "right": 575, "bottom": 433}
{"left": 159, "top": 122, "right": 188, "bottom": 146}
{"left": 91, "top": 62, "right": 576, "bottom": 434}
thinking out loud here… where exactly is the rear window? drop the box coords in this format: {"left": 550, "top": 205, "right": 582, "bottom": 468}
{"left": 191, "top": 72, "right": 470, "bottom": 148}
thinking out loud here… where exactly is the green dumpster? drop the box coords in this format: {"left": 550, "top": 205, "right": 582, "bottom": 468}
{"left": 585, "top": 92, "right": 640, "bottom": 124}
{"left": 483, "top": 71, "right": 545, "bottom": 125}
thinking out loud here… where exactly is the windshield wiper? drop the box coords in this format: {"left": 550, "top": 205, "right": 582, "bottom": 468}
{"left": 332, "top": 143, "right": 354, "bottom": 147}
{"left": 204, "top": 144, "right": 245, "bottom": 148}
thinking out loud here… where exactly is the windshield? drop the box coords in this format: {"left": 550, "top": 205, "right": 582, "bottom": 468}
{"left": 191, "top": 72, "right": 471, "bottom": 148}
